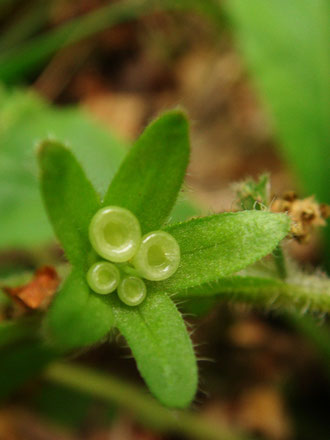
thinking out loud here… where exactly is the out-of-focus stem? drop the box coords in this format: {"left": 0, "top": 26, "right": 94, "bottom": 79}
{"left": 45, "top": 362, "right": 253, "bottom": 440}
{"left": 273, "top": 244, "right": 287, "bottom": 279}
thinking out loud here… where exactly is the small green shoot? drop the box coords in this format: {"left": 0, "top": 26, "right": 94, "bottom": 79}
{"left": 117, "top": 276, "right": 147, "bottom": 306}
{"left": 89, "top": 206, "right": 141, "bottom": 263}
{"left": 132, "top": 230, "right": 181, "bottom": 281}
{"left": 86, "top": 262, "right": 120, "bottom": 295}
{"left": 38, "top": 110, "right": 290, "bottom": 408}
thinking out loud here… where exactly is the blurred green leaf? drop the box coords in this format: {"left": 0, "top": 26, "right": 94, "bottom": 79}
{"left": 226, "top": 0, "right": 330, "bottom": 268}
{"left": 0, "top": 90, "right": 197, "bottom": 250}
{"left": 226, "top": 0, "right": 329, "bottom": 203}
{"left": 104, "top": 110, "right": 190, "bottom": 233}
{"left": 0, "top": 90, "right": 126, "bottom": 249}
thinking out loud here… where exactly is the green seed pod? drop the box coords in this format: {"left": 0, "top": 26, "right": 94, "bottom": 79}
{"left": 89, "top": 206, "right": 141, "bottom": 263}
{"left": 117, "top": 276, "right": 147, "bottom": 306}
{"left": 87, "top": 261, "right": 120, "bottom": 295}
{"left": 132, "top": 230, "right": 180, "bottom": 281}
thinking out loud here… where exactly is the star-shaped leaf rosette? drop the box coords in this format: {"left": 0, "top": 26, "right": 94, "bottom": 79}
{"left": 38, "top": 110, "right": 290, "bottom": 408}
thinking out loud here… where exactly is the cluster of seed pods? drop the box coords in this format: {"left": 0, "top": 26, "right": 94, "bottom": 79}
{"left": 87, "top": 206, "right": 180, "bottom": 306}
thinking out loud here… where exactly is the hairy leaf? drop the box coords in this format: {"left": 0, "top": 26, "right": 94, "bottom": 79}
{"left": 109, "top": 291, "right": 197, "bottom": 408}
{"left": 38, "top": 140, "right": 99, "bottom": 269}
{"left": 103, "top": 111, "right": 190, "bottom": 233}
{"left": 45, "top": 269, "right": 114, "bottom": 349}
{"left": 152, "top": 211, "right": 290, "bottom": 293}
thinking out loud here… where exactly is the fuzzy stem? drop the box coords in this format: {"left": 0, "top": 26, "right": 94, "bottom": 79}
{"left": 45, "top": 362, "right": 253, "bottom": 440}
{"left": 175, "top": 275, "right": 330, "bottom": 314}
{"left": 273, "top": 245, "right": 287, "bottom": 279}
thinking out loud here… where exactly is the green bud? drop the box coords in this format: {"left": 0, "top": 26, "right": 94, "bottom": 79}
{"left": 87, "top": 261, "right": 120, "bottom": 295}
{"left": 133, "top": 230, "right": 180, "bottom": 281}
{"left": 89, "top": 206, "right": 141, "bottom": 263}
{"left": 117, "top": 276, "right": 147, "bottom": 306}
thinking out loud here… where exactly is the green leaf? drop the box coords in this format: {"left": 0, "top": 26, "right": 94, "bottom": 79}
{"left": 0, "top": 89, "right": 126, "bottom": 249}
{"left": 38, "top": 140, "right": 99, "bottom": 268}
{"left": 109, "top": 291, "right": 197, "bottom": 408}
{"left": 103, "top": 110, "right": 190, "bottom": 233}
{"left": 226, "top": 0, "right": 330, "bottom": 203}
{"left": 45, "top": 269, "right": 114, "bottom": 349}
{"left": 152, "top": 211, "right": 290, "bottom": 293}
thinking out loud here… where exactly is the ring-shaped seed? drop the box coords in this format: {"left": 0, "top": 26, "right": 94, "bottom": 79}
{"left": 132, "top": 230, "right": 180, "bottom": 281}
{"left": 117, "top": 276, "right": 146, "bottom": 306}
{"left": 89, "top": 206, "right": 141, "bottom": 263}
{"left": 87, "top": 261, "right": 120, "bottom": 295}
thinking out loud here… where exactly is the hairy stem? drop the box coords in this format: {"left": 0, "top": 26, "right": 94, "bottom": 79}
{"left": 176, "top": 275, "right": 330, "bottom": 313}
{"left": 273, "top": 245, "right": 287, "bottom": 279}
{"left": 45, "top": 362, "right": 253, "bottom": 440}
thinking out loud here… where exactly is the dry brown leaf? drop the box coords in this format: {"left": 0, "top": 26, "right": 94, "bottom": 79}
{"left": 271, "top": 194, "right": 329, "bottom": 243}
{"left": 2, "top": 266, "right": 60, "bottom": 310}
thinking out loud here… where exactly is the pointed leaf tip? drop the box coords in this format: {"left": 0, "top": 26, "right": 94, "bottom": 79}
{"left": 103, "top": 110, "right": 190, "bottom": 233}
